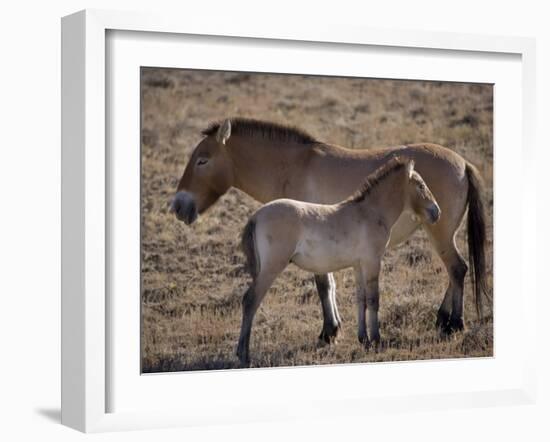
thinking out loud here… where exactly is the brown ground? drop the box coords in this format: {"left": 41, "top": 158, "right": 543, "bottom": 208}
{"left": 140, "top": 68, "right": 493, "bottom": 372}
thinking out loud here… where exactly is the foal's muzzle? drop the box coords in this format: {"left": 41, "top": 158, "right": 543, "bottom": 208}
{"left": 170, "top": 191, "right": 198, "bottom": 225}
{"left": 426, "top": 203, "right": 441, "bottom": 224}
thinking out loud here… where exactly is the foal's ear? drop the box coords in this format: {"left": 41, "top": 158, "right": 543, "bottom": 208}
{"left": 216, "top": 119, "right": 232, "bottom": 145}
{"left": 406, "top": 160, "right": 415, "bottom": 178}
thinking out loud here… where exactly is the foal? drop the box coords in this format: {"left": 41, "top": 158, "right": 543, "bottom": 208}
{"left": 237, "top": 157, "right": 441, "bottom": 365}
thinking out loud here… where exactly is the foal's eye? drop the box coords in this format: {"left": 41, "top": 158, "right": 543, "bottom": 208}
{"left": 196, "top": 158, "right": 209, "bottom": 167}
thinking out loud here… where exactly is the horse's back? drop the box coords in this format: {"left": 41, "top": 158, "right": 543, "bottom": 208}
{"left": 305, "top": 142, "right": 469, "bottom": 220}
{"left": 305, "top": 143, "right": 467, "bottom": 200}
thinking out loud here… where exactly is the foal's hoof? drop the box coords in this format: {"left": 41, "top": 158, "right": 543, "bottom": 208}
{"left": 239, "top": 359, "right": 251, "bottom": 368}
{"left": 237, "top": 354, "right": 250, "bottom": 368}
{"left": 358, "top": 333, "right": 370, "bottom": 349}
{"left": 236, "top": 347, "right": 250, "bottom": 368}
{"left": 368, "top": 333, "right": 381, "bottom": 351}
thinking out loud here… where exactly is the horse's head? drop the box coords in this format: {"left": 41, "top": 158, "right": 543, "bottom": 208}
{"left": 404, "top": 161, "right": 441, "bottom": 224}
{"left": 170, "top": 120, "right": 234, "bottom": 225}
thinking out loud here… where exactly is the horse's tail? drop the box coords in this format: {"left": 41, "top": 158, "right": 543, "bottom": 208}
{"left": 465, "top": 162, "right": 489, "bottom": 319}
{"left": 241, "top": 217, "right": 259, "bottom": 280}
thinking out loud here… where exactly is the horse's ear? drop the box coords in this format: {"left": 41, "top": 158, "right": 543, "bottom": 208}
{"left": 216, "top": 119, "right": 232, "bottom": 145}
{"left": 407, "top": 160, "right": 415, "bottom": 178}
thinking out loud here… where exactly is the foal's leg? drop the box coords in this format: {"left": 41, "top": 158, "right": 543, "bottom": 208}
{"left": 366, "top": 276, "right": 381, "bottom": 345}
{"left": 237, "top": 238, "right": 290, "bottom": 366}
{"left": 236, "top": 271, "right": 278, "bottom": 367}
{"left": 354, "top": 261, "right": 381, "bottom": 347}
{"left": 315, "top": 273, "right": 341, "bottom": 344}
{"left": 354, "top": 278, "right": 368, "bottom": 346}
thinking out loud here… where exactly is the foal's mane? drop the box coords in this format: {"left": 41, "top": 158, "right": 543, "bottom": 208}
{"left": 349, "top": 157, "right": 408, "bottom": 203}
{"left": 202, "top": 118, "right": 318, "bottom": 145}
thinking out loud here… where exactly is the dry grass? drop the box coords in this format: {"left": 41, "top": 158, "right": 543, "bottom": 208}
{"left": 140, "top": 69, "right": 493, "bottom": 372}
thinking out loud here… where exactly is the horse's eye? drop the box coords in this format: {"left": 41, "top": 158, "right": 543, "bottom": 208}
{"left": 196, "top": 158, "right": 209, "bottom": 167}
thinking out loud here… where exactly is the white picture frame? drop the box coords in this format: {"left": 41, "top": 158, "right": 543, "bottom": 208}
{"left": 61, "top": 9, "right": 537, "bottom": 433}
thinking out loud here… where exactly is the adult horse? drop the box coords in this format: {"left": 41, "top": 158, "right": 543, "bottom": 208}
{"left": 170, "top": 118, "right": 488, "bottom": 340}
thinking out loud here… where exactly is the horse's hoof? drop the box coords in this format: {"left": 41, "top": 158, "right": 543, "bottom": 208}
{"left": 319, "top": 323, "right": 340, "bottom": 345}
{"left": 317, "top": 337, "right": 336, "bottom": 348}
{"left": 437, "top": 319, "right": 455, "bottom": 336}
{"left": 436, "top": 309, "right": 451, "bottom": 331}
{"left": 438, "top": 320, "right": 463, "bottom": 338}
{"left": 318, "top": 332, "right": 330, "bottom": 345}
{"left": 437, "top": 313, "right": 464, "bottom": 336}
{"left": 448, "top": 316, "right": 464, "bottom": 332}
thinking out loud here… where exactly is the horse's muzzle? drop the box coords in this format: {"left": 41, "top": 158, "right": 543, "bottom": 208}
{"left": 170, "top": 191, "right": 198, "bottom": 225}
{"left": 426, "top": 203, "right": 441, "bottom": 224}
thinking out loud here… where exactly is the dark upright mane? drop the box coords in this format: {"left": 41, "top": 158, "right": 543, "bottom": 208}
{"left": 201, "top": 118, "right": 318, "bottom": 145}
{"left": 349, "top": 157, "right": 408, "bottom": 203}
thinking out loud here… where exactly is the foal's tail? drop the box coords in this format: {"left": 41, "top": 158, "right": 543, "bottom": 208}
{"left": 466, "top": 162, "right": 489, "bottom": 319}
{"left": 241, "top": 218, "right": 259, "bottom": 280}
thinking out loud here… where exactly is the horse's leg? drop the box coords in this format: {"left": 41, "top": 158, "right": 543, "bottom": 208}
{"left": 426, "top": 226, "right": 468, "bottom": 334}
{"left": 315, "top": 273, "right": 341, "bottom": 344}
{"left": 420, "top": 168, "right": 469, "bottom": 334}
{"left": 441, "top": 243, "right": 468, "bottom": 333}
{"left": 328, "top": 273, "right": 342, "bottom": 326}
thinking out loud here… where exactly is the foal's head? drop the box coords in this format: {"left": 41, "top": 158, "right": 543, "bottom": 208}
{"left": 170, "top": 120, "right": 234, "bottom": 225}
{"left": 404, "top": 161, "right": 441, "bottom": 224}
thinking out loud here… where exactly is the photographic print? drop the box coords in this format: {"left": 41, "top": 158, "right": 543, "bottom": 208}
{"left": 140, "top": 68, "right": 493, "bottom": 372}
